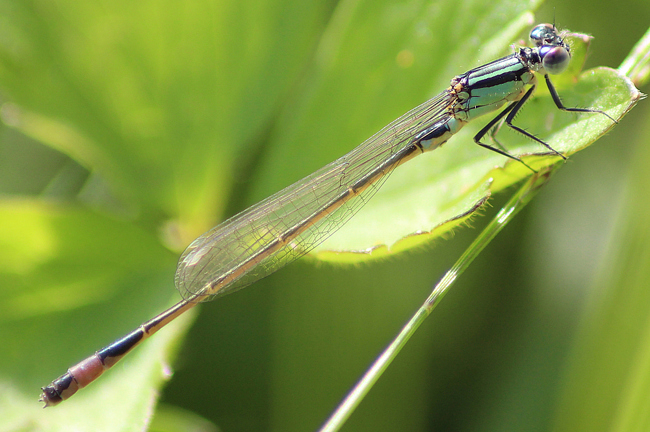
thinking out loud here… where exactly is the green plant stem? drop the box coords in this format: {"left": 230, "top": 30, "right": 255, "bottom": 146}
{"left": 319, "top": 162, "right": 561, "bottom": 432}
{"left": 618, "top": 26, "right": 650, "bottom": 86}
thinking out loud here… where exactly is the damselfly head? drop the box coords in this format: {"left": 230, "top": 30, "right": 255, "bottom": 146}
{"left": 531, "top": 24, "right": 571, "bottom": 75}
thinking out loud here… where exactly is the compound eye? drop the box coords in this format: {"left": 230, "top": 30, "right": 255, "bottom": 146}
{"left": 540, "top": 46, "right": 570, "bottom": 75}
{"left": 530, "top": 23, "right": 556, "bottom": 46}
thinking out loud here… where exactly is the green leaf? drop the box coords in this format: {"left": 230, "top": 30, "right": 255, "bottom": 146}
{"left": 0, "top": 200, "right": 194, "bottom": 430}
{"left": 267, "top": 32, "right": 640, "bottom": 261}
{"left": 0, "top": 0, "right": 332, "bottom": 242}
{"left": 0, "top": 1, "right": 336, "bottom": 429}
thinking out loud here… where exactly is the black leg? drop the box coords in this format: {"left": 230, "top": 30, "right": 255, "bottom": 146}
{"left": 505, "top": 85, "right": 566, "bottom": 160}
{"left": 544, "top": 74, "right": 618, "bottom": 123}
{"left": 486, "top": 117, "right": 510, "bottom": 154}
{"left": 473, "top": 75, "right": 616, "bottom": 172}
{"left": 473, "top": 96, "right": 539, "bottom": 172}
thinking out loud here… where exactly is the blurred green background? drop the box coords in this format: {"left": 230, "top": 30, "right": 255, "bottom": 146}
{"left": 0, "top": 0, "right": 648, "bottom": 431}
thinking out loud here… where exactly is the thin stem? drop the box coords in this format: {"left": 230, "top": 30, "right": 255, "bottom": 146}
{"left": 319, "top": 163, "right": 560, "bottom": 432}
{"left": 618, "top": 26, "right": 650, "bottom": 86}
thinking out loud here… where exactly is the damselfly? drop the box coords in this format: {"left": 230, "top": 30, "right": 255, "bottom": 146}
{"left": 40, "top": 23, "right": 615, "bottom": 407}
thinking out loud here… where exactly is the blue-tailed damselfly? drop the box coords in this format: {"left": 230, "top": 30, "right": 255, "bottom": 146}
{"left": 40, "top": 23, "right": 615, "bottom": 407}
